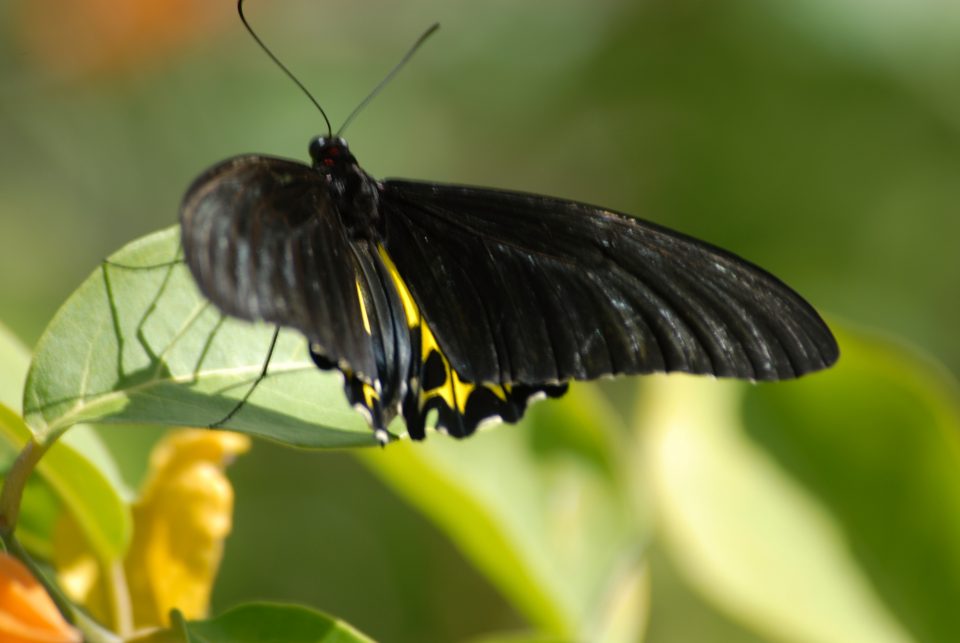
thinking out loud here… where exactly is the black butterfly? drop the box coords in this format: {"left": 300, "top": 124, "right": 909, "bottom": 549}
{"left": 180, "top": 134, "right": 838, "bottom": 444}
{"left": 180, "top": 5, "right": 838, "bottom": 445}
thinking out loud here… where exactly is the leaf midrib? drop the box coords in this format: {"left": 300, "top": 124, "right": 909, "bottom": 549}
{"left": 32, "top": 360, "right": 317, "bottom": 439}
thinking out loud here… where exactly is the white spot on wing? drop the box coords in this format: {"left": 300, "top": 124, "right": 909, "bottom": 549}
{"left": 476, "top": 416, "right": 504, "bottom": 432}
{"left": 526, "top": 391, "right": 547, "bottom": 404}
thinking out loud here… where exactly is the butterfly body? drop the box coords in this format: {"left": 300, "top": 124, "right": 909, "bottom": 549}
{"left": 181, "top": 136, "right": 838, "bottom": 444}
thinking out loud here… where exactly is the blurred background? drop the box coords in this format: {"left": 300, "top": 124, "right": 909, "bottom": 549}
{"left": 2, "top": 0, "right": 959, "bottom": 641}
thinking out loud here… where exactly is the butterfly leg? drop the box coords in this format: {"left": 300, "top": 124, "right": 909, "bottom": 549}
{"left": 209, "top": 326, "right": 281, "bottom": 428}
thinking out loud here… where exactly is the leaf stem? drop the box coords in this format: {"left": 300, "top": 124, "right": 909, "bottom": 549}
{"left": 0, "top": 440, "right": 74, "bottom": 619}
{"left": 0, "top": 438, "right": 47, "bottom": 534}
{"left": 0, "top": 440, "right": 69, "bottom": 617}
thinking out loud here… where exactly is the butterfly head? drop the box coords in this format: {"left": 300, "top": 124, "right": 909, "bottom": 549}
{"left": 310, "top": 136, "right": 356, "bottom": 175}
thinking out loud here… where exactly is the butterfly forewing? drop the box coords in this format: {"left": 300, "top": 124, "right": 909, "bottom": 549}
{"left": 379, "top": 179, "right": 838, "bottom": 384}
{"left": 180, "top": 155, "right": 380, "bottom": 381}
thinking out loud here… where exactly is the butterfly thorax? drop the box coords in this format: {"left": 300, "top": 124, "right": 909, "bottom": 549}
{"left": 309, "top": 136, "right": 380, "bottom": 238}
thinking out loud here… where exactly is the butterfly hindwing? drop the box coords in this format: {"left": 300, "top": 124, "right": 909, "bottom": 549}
{"left": 379, "top": 179, "right": 839, "bottom": 384}
{"left": 375, "top": 245, "right": 567, "bottom": 439}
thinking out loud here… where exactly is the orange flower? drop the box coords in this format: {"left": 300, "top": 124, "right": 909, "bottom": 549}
{"left": 0, "top": 551, "right": 81, "bottom": 643}
{"left": 17, "top": 0, "right": 227, "bottom": 78}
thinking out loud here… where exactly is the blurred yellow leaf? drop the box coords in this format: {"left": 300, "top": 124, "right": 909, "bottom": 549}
{"left": 56, "top": 429, "right": 250, "bottom": 633}
{"left": 128, "top": 429, "right": 250, "bottom": 628}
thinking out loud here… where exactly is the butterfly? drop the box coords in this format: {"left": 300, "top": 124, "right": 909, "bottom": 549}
{"left": 179, "top": 4, "right": 838, "bottom": 445}
{"left": 180, "top": 134, "right": 838, "bottom": 444}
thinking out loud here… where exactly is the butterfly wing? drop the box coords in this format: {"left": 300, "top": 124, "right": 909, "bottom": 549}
{"left": 380, "top": 179, "right": 839, "bottom": 387}
{"left": 180, "top": 154, "right": 379, "bottom": 381}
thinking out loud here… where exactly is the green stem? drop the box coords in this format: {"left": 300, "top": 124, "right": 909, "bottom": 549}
{"left": 0, "top": 439, "right": 74, "bottom": 619}
{"left": 0, "top": 438, "right": 47, "bottom": 534}
{"left": 104, "top": 558, "right": 134, "bottom": 637}
{"left": 72, "top": 609, "right": 124, "bottom": 643}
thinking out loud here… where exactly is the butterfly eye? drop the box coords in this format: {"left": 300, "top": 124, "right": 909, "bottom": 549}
{"left": 309, "top": 136, "right": 332, "bottom": 167}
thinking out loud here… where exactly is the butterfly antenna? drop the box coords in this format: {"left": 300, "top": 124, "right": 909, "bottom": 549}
{"left": 337, "top": 23, "right": 440, "bottom": 137}
{"left": 238, "top": 0, "right": 332, "bottom": 137}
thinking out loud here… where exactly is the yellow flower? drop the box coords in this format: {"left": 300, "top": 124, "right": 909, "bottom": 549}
{"left": 55, "top": 429, "right": 250, "bottom": 635}
{"left": 0, "top": 551, "right": 81, "bottom": 643}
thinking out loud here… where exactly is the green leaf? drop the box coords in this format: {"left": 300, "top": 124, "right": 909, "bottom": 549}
{"left": 22, "top": 226, "right": 375, "bottom": 448}
{"left": 0, "top": 402, "right": 131, "bottom": 562}
{"left": 129, "top": 603, "right": 374, "bottom": 643}
{"left": 361, "top": 385, "right": 649, "bottom": 641}
{"left": 0, "top": 323, "right": 130, "bottom": 561}
{"left": 5, "top": 473, "right": 61, "bottom": 560}
{"left": 743, "top": 328, "right": 960, "bottom": 643}
{"left": 58, "top": 422, "right": 131, "bottom": 502}
{"left": 464, "top": 633, "right": 571, "bottom": 643}
{"left": 640, "top": 325, "right": 960, "bottom": 643}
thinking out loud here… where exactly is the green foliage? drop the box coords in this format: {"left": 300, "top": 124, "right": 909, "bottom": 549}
{"left": 133, "top": 604, "right": 373, "bottom": 643}
{"left": 360, "top": 385, "right": 649, "bottom": 640}
{"left": 2, "top": 0, "right": 960, "bottom": 640}
{"left": 0, "top": 403, "right": 132, "bottom": 562}
{"left": 180, "top": 604, "right": 373, "bottom": 643}
{"left": 0, "top": 324, "right": 131, "bottom": 563}
{"left": 9, "top": 227, "right": 960, "bottom": 641}
{"left": 23, "top": 227, "right": 374, "bottom": 448}
{"left": 642, "top": 376, "right": 914, "bottom": 643}
{"left": 743, "top": 330, "right": 960, "bottom": 642}
{"left": 639, "top": 329, "right": 960, "bottom": 643}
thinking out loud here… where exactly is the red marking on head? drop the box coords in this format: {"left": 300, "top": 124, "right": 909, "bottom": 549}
{"left": 323, "top": 158, "right": 335, "bottom": 167}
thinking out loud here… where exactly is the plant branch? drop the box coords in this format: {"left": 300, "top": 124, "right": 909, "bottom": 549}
{"left": 0, "top": 438, "right": 47, "bottom": 534}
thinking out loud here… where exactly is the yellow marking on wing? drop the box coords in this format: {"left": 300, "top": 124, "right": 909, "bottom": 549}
{"left": 486, "top": 384, "right": 507, "bottom": 402}
{"left": 416, "top": 314, "right": 508, "bottom": 414}
{"left": 362, "top": 382, "right": 379, "bottom": 409}
{"left": 375, "top": 253, "right": 504, "bottom": 418}
{"left": 377, "top": 245, "right": 420, "bottom": 327}
{"left": 355, "top": 279, "right": 371, "bottom": 334}
{"left": 451, "top": 370, "right": 477, "bottom": 413}
{"left": 420, "top": 318, "right": 440, "bottom": 363}
{"left": 418, "top": 321, "right": 454, "bottom": 409}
